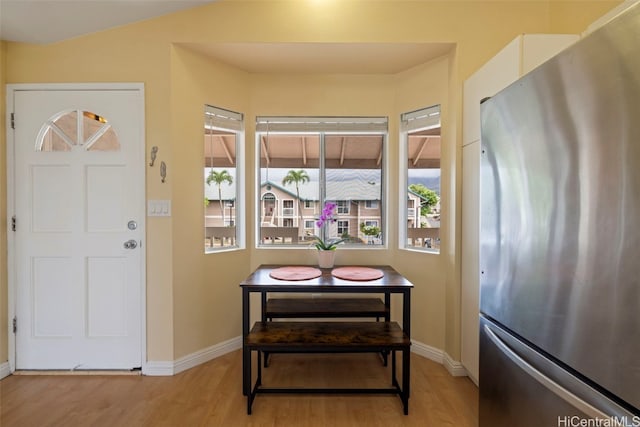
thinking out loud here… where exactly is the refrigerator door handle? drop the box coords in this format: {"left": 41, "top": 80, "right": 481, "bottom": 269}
{"left": 483, "top": 324, "right": 611, "bottom": 420}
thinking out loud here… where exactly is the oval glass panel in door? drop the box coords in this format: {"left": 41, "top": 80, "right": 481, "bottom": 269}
{"left": 37, "top": 110, "right": 120, "bottom": 152}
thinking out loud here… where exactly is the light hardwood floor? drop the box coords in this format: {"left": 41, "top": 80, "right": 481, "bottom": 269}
{"left": 0, "top": 350, "right": 478, "bottom": 426}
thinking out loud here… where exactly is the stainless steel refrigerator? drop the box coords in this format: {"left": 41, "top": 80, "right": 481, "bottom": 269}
{"left": 479, "top": 4, "right": 640, "bottom": 426}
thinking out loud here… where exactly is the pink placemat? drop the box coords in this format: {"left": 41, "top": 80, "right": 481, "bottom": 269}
{"left": 269, "top": 266, "right": 323, "bottom": 281}
{"left": 331, "top": 266, "right": 384, "bottom": 281}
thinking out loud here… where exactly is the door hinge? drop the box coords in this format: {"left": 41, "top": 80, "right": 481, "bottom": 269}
{"left": 10, "top": 112, "right": 15, "bottom": 129}
{"left": 12, "top": 317, "right": 17, "bottom": 334}
{"left": 11, "top": 215, "right": 16, "bottom": 232}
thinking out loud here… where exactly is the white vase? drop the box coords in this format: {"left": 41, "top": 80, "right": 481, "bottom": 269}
{"left": 317, "top": 250, "right": 336, "bottom": 268}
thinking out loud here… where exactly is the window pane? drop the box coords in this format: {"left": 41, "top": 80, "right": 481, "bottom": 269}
{"left": 403, "top": 105, "right": 441, "bottom": 252}
{"left": 204, "top": 105, "right": 242, "bottom": 252}
{"left": 43, "top": 110, "right": 78, "bottom": 151}
{"left": 84, "top": 112, "right": 120, "bottom": 152}
{"left": 38, "top": 110, "right": 120, "bottom": 152}
{"left": 325, "top": 134, "right": 383, "bottom": 246}
{"left": 259, "top": 132, "right": 319, "bottom": 245}
{"left": 257, "top": 119, "right": 386, "bottom": 248}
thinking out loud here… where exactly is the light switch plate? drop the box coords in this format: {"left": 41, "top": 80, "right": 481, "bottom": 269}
{"left": 147, "top": 200, "right": 171, "bottom": 217}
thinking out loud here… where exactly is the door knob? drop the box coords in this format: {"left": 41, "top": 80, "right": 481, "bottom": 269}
{"left": 124, "top": 239, "right": 138, "bottom": 249}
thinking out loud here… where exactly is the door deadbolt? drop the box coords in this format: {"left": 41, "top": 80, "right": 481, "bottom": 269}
{"left": 124, "top": 239, "right": 138, "bottom": 249}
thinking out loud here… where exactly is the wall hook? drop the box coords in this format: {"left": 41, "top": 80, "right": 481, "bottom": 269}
{"left": 149, "top": 146, "right": 158, "bottom": 167}
{"left": 160, "top": 161, "right": 167, "bottom": 183}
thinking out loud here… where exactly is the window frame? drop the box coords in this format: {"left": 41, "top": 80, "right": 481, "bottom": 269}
{"left": 282, "top": 199, "right": 295, "bottom": 218}
{"left": 204, "top": 105, "right": 245, "bottom": 253}
{"left": 399, "top": 105, "right": 441, "bottom": 254}
{"left": 337, "top": 220, "right": 349, "bottom": 236}
{"left": 336, "top": 200, "right": 350, "bottom": 215}
{"left": 283, "top": 218, "right": 294, "bottom": 227}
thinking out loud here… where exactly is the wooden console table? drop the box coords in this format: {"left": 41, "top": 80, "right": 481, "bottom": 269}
{"left": 240, "top": 265, "right": 413, "bottom": 414}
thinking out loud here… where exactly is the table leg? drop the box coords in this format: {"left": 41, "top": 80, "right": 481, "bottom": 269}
{"left": 242, "top": 288, "right": 250, "bottom": 396}
{"left": 403, "top": 290, "right": 411, "bottom": 337}
{"left": 402, "top": 289, "right": 411, "bottom": 414}
{"left": 403, "top": 347, "right": 411, "bottom": 414}
{"left": 384, "top": 292, "right": 391, "bottom": 322}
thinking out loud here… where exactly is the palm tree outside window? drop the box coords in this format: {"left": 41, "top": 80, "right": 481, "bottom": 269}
{"left": 282, "top": 169, "right": 310, "bottom": 227}
{"left": 206, "top": 169, "right": 233, "bottom": 226}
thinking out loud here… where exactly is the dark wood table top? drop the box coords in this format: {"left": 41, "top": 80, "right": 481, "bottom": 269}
{"left": 240, "top": 265, "right": 414, "bottom": 291}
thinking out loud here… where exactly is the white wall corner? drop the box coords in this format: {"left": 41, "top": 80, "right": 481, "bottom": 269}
{"left": 143, "top": 336, "right": 242, "bottom": 376}
{"left": 411, "top": 341, "right": 468, "bottom": 377}
{"left": 0, "top": 361, "right": 12, "bottom": 380}
{"left": 143, "top": 361, "right": 174, "bottom": 376}
{"left": 443, "top": 352, "right": 469, "bottom": 377}
{"left": 411, "top": 339, "right": 444, "bottom": 364}
{"left": 411, "top": 340, "right": 469, "bottom": 378}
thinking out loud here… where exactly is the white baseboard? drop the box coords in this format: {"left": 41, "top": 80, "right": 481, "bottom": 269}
{"left": 410, "top": 339, "right": 444, "bottom": 364}
{"left": 173, "top": 336, "right": 241, "bottom": 375}
{"left": 143, "top": 336, "right": 468, "bottom": 380}
{"left": 0, "top": 361, "right": 11, "bottom": 379}
{"left": 143, "top": 336, "right": 242, "bottom": 376}
{"left": 411, "top": 340, "right": 469, "bottom": 378}
{"left": 443, "top": 352, "right": 469, "bottom": 377}
{"left": 143, "top": 361, "right": 174, "bottom": 376}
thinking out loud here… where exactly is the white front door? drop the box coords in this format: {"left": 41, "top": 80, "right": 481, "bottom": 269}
{"left": 10, "top": 86, "right": 145, "bottom": 370}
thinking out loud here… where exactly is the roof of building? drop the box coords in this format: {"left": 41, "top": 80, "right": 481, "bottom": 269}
{"left": 205, "top": 168, "right": 382, "bottom": 201}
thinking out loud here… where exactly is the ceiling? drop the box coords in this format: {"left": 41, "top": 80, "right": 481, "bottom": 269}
{"left": 0, "top": 0, "right": 215, "bottom": 45}
{"left": 181, "top": 42, "right": 454, "bottom": 74}
{"left": 0, "top": 1, "right": 454, "bottom": 74}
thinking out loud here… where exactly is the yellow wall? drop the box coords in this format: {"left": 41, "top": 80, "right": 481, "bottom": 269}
{"left": 1, "top": 0, "right": 621, "bottom": 366}
{"left": 170, "top": 45, "right": 252, "bottom": 356}
{"left": 392, "top": 55, "right": 452, "bottom": 349}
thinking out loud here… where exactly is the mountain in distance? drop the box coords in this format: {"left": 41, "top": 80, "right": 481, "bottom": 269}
{"left": 408, "top": 175, "right": 441, "bottom": 195}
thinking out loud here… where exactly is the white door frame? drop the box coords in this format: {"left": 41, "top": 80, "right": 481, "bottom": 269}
{"left": 5, "top": 83, "right": 147, "bottom": 372}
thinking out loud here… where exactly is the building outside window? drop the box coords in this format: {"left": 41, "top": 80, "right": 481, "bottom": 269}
{"left": 257, "top": 116, "right": 386, "bottom": 247}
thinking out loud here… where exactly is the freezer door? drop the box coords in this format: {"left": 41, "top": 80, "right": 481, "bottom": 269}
{"left": 480, "top": 317, "right": 637, "bottom": 427}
